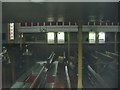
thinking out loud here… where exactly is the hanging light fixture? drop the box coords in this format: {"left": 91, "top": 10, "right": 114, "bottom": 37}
{"left": 9, "top": 23, "right": 14, "bottom": 40}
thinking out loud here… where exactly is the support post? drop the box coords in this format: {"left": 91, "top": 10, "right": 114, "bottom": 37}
{"left": 20, "top": 33, "right": 23, "bottom": 50}
{"left": 115, "top": 32, "right": 117, "bottom": 53}
{"left": 68, "top": 32, "right": 70, "bottom": 60}
{"left": 78, "top": 23, "right": 83, "bottom": 89}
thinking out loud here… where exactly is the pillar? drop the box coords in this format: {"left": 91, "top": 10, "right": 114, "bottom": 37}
{"left": 68, "top": 32, "right": 70, "bottom": 59}
{"left": 78, "top": 23, "right": 83, "bottom": 88}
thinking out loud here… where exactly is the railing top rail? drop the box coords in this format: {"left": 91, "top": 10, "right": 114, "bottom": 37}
{"left": 88, "top": 65, "right": 109, "bottom": 88}
{"left": 29, "top": 51, "right": 55, "bottom": 88}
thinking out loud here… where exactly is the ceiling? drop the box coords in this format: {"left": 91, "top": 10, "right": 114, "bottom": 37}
{"left": 2, "top": 2, "right": 118, "bottom": 23}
